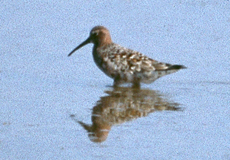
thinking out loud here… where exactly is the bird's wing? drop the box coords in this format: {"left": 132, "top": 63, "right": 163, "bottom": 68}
{"left": 122, "top": 48, "right": 171, "bottom": 73}
{"left": 103, "top": 43, "right": 184, "bottom": 74}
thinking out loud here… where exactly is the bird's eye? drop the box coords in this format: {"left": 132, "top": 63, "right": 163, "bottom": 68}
{"left": 91, "top": 30, "right": 99, "bottom": 36}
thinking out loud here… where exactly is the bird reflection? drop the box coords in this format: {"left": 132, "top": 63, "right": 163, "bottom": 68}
{"left": 71, "top": 87, "right": 182, "bottom": 143}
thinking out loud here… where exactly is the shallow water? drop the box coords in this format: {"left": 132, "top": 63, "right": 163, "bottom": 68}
{"left": 1, "top": 0, "right": 230, "bottom": 159}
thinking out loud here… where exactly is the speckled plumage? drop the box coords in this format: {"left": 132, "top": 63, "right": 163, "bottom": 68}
{"left": 68, "top": 26, "right": 186, "bottom": 87}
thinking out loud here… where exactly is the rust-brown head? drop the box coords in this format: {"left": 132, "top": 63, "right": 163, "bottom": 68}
{"left": 68, "top": 26, "right": 112, "bottom": 56}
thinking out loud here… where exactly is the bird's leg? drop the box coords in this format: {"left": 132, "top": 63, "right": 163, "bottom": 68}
{"left": 113, "top": 80, "right": 122, "bottom": 87}
{"left": 132, "top": 82, "right": 140, "bottom": 88}
{"left": 113, "top": 76, "right": 123, "bottom": 87}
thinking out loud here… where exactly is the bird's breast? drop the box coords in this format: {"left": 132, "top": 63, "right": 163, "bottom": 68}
{"left": 93, "top": 45, "right": 127, "bottom": 79}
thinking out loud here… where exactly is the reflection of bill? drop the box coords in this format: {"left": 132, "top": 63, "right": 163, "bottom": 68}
{"left": 71, "top": 87, "right": 182, "bottom": 143}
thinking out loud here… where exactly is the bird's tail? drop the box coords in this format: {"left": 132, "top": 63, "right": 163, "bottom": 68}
{"left": 156, "top": 64, "right": 187, "bottom": 78}
{"left": 167, "top": 65, "right": 187, "bottom": 70}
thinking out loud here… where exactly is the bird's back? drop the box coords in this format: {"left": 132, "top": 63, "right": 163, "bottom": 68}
{"left": 93, "top": 43, "right": 185, "bottom": 85}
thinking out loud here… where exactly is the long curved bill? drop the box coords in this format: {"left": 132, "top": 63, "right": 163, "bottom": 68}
{"left": 68, "top": 37, "right": 91, "bottom": 57}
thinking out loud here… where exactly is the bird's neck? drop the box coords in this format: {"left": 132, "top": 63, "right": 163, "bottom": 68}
{"left": 96, "top": 36, "right": 112, "bottom": 48}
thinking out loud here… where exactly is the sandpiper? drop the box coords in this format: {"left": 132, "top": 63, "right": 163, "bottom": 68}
{"left": 68, "top": 26, "right": 186, "bottom": 87}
